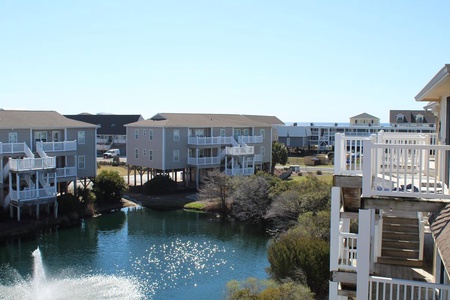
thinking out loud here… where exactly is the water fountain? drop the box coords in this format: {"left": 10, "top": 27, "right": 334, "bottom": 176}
{"left": 0, "top": 248, "right": 144, "bottom": 300}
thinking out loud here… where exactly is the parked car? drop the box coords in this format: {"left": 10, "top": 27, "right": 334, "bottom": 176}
{"left": 103, "top": 149, "right": 120, "bottom": 158}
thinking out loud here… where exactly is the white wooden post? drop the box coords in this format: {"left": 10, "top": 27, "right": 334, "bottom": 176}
{"left": 329, "top": 187, "right": 342, "bottom": 300}
{"left": 334, "top": 133, "right": 343, "bottom": 174}
{"left": 362, "top": 139, "right": 373, "bottom": 197}
{"left": 357, "top": 209, "right": 371, "bottom": 299}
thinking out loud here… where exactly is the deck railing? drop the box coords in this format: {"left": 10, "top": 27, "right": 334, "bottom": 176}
{"left": 225, "top": 146, "right": 254, "bottom": 155}
{"left": 38, "top": 141, "right": 77, "bottom": 152}
{"left": 9, "top": 157, "right": 56, "bottom": 171}
{"left": 334, "top": 132, "right": 450, "bottom": 199}
{"left": 239, "top": 135, "right": 263, "bottom": 144}
{"left": 338, "top": 232, "right": 358, "bottom": 271}
{"left": 225, "top": 167, "right": 254, "bottom": 176}
{"left": 368, "top": 276, "right": 450, "bottom": 300}
{"left": 56, "top": 167, "right": 77, "bottom": 178}
{"left": 0, "top": 143, "right": 31, "bottom": 156}
{"left": 188, "top": 136, "right": 233, "bottom": 145}
{"left": 10, "top": 186, "right": 57, "bottom": 201}
{"left": 188, "top": 156, "right": 221, "bottom": 166}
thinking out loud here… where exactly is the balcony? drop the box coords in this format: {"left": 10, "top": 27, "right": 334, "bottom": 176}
{"left": 239, "top": 135, "right": 263, "bottom": 144}
{"left": 188, "top": 136, "right": 233, "bottom": 145}
{"left": 9, "top": 157, "right": 56, "bottom": 171}
{"left": 334, "top": 132, "right": 450, "bottom": 199}
{"left": 9, "top": 186, "right": 57, "bottom": 202}
{"left": 56, "top": 167, "right": 77, "bottom": 178}
{"left": 0, "top": 142, "right": 33, "bottom": 156}
{"left": 38, "top": 141, "right": 77, "bottom": 152}
{"left": 225, "top": 146, "right": 254, "bottom": 156}
{"left": 188, "top": 156, "right": 220, "bottom": 166}
{"left": 224, "top": 167, "right": 254, "bottom": 176}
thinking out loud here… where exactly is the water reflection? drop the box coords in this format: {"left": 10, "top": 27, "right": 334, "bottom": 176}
{"left": 0, "top": 207, "right": 269, "bottom": 300}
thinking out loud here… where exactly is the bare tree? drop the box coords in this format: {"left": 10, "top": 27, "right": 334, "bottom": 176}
{"left": 197, "top": 170, "right": 232, "bottom": 213}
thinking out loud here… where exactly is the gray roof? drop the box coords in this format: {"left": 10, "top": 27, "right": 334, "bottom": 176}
{"left": 65, "top": 114, "right": 143, "bottom": 135}
{"left": 429, "top": 204, "right": 450, "bottom": 276}
{"left": 0, "top": 110, "right": 97, "bottom": 129}
{"left": 389, "top": 110, "right": 436, "bottom": 124}
{"left": 243, "top": 115, "right": 284, "bottom": 125}
{"left": 126, "top": 113, "right": 279, "bottom": 128}
{"left": 350, "top": 112, "right": 379, "bottom": 119}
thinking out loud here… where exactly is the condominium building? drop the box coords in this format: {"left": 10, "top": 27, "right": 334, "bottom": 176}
{"left": 125, "top": 113, "right": 282, "bottom": 188}
{"left": 0, "top": 110, "right": 97, "bottom": 220}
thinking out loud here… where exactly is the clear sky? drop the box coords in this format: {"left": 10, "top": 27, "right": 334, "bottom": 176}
{"left": 1, "top": 1, "right": 449, "bottom": 123}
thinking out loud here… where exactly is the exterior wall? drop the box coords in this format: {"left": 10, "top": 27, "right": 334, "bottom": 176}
{"left": 164, "top": 127, "right": 188, "bottom": 170}
{"left": 126, "top": 126, "right": 165, "bottom": 169}
{"left": 0, "top": 129, "right": 31, "bottom": 145}
{"left": 67, "top": 128, "right": 97, "bottom": 178}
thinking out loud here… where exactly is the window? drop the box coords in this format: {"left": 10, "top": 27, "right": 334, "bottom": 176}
{"left": 173, "top": 129, "right": 180, "bottom": 141}
{"left": 77, "top": 131, "right": 85, "bottom": 144}
{"left": 260, "top": 146, "right": 265, "bottom": 158}
{"left": 143, "top": 149, "right": 146, "bottom": 156}
{"left": 149, "top": 129, "right": 154, "bottom": 141}
{"left": 135, "top": 148, "right": 139, "bottom": 159}
{"left": 243, "top": 129, "right": 249, "bottom": 136}
{"left": 220, "top": 128, "right": 226, "bottom": 137}
{"left": 195, "top": 129, "right": 204, "bottom": 137}
{"left": 143, "top": 129, "right": 146, "bottom": 136}
{"left": 135, "top": 129, "right": 139, "bottom": 139}
{"left": 78, "top": 155, "right": 85, "bottom": 169}
{"left": 173, "top": 150, "right": 180, "bottom": 162}
{"left": 259, "top": 129, "right": 265, "bottom": 139}
{"left": 35, "top": 131, "right": 47, "bottom": 142}
{"left": 396, "top": 114, "right": 405, "bottom": 123}
{"left": 8, "top": 132, "right": 17, "bottom": 143}
{"left": 149, "top": 150, "right": 153, "bottom": 161}
{"left": 233, "top": 129, "right": 241, "bottom": 140}
{"left": 415, "top": 114, "right": 424, "bottom": 123}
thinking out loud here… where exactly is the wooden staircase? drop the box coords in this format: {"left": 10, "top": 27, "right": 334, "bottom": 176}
{"left": 378, "top": 214, "right": 423, "bottom": 267}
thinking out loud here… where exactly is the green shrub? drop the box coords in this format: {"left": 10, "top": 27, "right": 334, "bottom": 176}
{"left": 143, "top": 175, "right": 177, "bottom": 195}
{"left": 93, "top": 170, "right": 127, "bottom": 204}
{"left": 267, "top": 229, "right": 329, "bottom": 297}
{"left": 226, "top": 277, "right": 314, "bottom": 300}
{"left": 57, "top": 193, "right": 83, "bottom": 216}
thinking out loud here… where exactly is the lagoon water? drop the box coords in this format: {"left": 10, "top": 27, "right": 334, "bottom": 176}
{"left": 0, "top": 207, "right": 269, "bottom": 299}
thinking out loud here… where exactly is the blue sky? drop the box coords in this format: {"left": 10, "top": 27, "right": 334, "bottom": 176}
{"left": 1, "top": 1, "right": 449, "bottom": 123}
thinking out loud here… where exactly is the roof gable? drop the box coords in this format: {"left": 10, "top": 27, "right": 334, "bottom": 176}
{"left": 65, "top": 114, "right": 143, "bottom": 134}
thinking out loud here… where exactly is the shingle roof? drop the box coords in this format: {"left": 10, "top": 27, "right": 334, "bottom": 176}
{"left": 126, "top": 113, "right": 279, "bottom": 128}
{"left": 350, "top": 113, "right": 379, "bottom": 119}
{"left": 65, "top": 114, "right": 143, "bottom": 135}
{"left": 389, "top": 110, "right": 436, "bottom": 124}
{"left": 429, "top": 204, "right": 450, "bottom": 276}
{"left": 0, "top": 110, "right": 96, "bottom": 129}
{"left": 243, "top": 115, "right": 285, "bottom": 125}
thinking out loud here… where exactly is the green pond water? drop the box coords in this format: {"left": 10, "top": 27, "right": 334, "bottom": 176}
{"left": 0, "top": 207, "right": 270, "bottom": 299}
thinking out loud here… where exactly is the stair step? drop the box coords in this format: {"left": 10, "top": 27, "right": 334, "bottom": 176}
{"left": 381, "top": 248, "right": 419, "bottom": 259}
{"left": 382, "top": 239, "right": 419, "bottom": 250}
{"left": 383, "top": 224, "right": 418, "bottom": 233}
{"left": 377, "top": 256, "right": 423, "bottom": 267}
{"left": 383, "top": 231, "right": 419, "bottom": 241}
{"left": 383, "top": 216, "right": 419, "bottom": 225}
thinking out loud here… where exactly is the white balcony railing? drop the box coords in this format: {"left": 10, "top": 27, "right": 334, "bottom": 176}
{"left": 188, "top": 156, "right": 221, "bottom": 166}
{"left": 38, "top": 141, "right": 77, "bottom": 152}
{"left": 0, "top": 142, "right": 34, "bottom": 157}
{"left": 225, "top": 167, "right": 254, "bottom": 176}
{"left": 334, "top": 132, "right": 450, "bottom": 199}
{"left": 9, "top": 157, "right": 56, "bottom": 171}
{"left": 56, "top": 167, "right": 77, "bottom": 178}
{"left": 338, "top": 232, "right": 358, "bottom": 271}
{"left": 225, "top": 146, "right": 254, "bottom": 156}
{"left": 239, "top": 135, "right": 263, "bottom": 144}
{"left": 368, "top": 276, "right": 450, "bottom": 299}
{"left": 9, "top": 186, "right": 57, "bottom": 201}
{"left": 188, "top": 136, "right": 233, "bottom": 145}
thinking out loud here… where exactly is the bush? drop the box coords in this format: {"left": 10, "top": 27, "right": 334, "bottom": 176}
{"left": 57, "top": 193, "right": 83, "bottom": 216}
{"left": 143, "top": 175, "right": 177, "bottom": 195}
{"left": 226, "top": 277, "right": 314, "bottom": 300}
{"left": 267, "top": 229, "right": 329, "bottom": 297}
{"left": 93, "top": 170, "right": 127, "bottom": 204}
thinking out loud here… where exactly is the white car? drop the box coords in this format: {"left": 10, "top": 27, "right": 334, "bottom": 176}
{"left": 103, "top": 149, "right": 120, "bottom": 158}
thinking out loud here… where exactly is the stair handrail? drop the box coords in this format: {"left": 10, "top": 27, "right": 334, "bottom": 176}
{"left": 36, "top": 142, "right": 48, "bottom": 158}
{"left": 418, "top": 212, "right": 425, "bottom": 261}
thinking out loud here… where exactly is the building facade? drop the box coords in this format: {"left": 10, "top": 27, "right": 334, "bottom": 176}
{"left": 0, "top": 110, "right": 97, "bottom": 220}
{"left": 125, "top": 113, "right": 280, "bottom": 188}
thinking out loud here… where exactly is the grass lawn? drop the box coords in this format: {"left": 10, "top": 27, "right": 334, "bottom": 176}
{"left": 289, "top": 174, "right": 333, "bottom": 184}
{"left": 98, "top": 164, "right": 129, "bottom": 176}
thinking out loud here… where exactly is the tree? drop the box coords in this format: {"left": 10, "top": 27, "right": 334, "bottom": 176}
{"left": 230, "top": 175, "right": 271, "bottom": 223}
{"left": 266, "top": 229, "right": 330, "bottom": 297}
{"left": 143, "top": 175, "right": 177, "bottom": 195}
{"left": 271, "top": 141, "right": 288, "bottom": 174}
{"left": 93, "top": 170, "right": 127, "bottom": 204}
{"left": 197, "top": 170, "right": 232, "bottom": 213}
{"left": 264, "top": 176, "right": 331, "bottom": 230}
